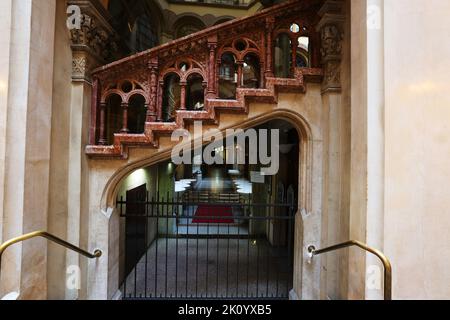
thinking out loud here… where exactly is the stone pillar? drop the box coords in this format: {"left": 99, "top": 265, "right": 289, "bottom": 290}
{"left": 349, "top": 0, "right": 385, "bottom": 301}
{"left": 315, "top": 0, "right": 348, "bottom": 300}
{"left": 147, "top": 57, "right": 159, "bottom": 122}
{"left": 207, "top": 36, "right": 218, "bottom": 99}
{"left": 65, "top": 0, "right": 119, "bottom": 300}
{"left": 0, "top": 0, "right": 57, "bottom": 300}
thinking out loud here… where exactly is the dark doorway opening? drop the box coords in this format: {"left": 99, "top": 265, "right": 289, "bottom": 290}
{"left": 125, "top": 184, "right": 147, "bottom": 276}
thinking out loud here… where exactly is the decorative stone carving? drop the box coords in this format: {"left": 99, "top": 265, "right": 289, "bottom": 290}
{"left": 68, "top": 0, "right": 121, "bottom": 82}
{"left": 316, "top": 0, "right": 345, "bottom": 92}
{"left": 70, "top": 14, "right": 118, "bottom": 62}
{"left": 72, "top": 55, "right": 88, "bottom": 79}
{"left": 320, "top": 24, "right": 343, "bottom": 58}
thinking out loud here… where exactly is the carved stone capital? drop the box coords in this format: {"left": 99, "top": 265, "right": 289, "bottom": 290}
{"left": 68, "top": 0, "right": 121, "bottom": 82}
{"left": 316, "top": 0, "right": 345, "bottom": 93}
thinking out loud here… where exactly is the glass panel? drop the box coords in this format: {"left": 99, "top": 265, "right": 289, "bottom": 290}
{"left": 131, "top": 14, "right": 158, "bottom": 53}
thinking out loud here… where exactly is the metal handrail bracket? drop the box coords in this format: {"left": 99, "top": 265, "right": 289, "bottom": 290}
{"left": 308, "top": 240, "right": 392, "bottom": 300}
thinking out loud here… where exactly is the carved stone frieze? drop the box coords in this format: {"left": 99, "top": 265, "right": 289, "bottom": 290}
{"left": 320, "top": 24, "right": 343, "bottom": 58}
{"left": 68, "top": 0, "right": 121, "bottom": 82}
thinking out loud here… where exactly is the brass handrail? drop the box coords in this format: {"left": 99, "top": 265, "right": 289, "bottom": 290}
{"left": 0, "top": 231, "right": 101, "bottom": 282}
{"left": 308, "top": 240, "right": 392, "bottom": 300}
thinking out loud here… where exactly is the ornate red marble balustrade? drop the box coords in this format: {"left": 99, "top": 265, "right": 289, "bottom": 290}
{"left": 86, "top": 0, "right": 325, "bottom": 158}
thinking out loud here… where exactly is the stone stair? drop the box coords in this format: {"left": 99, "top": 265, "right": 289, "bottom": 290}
{"left": 85, "top": 0, "right": 324, "bottom": 158}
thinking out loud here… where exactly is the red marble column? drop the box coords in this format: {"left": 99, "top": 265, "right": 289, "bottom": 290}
{"left": 157, "top": 80, "right": 164, "bottom": 121}
{"left": 291, "top": 37, "right": 298, "bottom": 75}
{"left": 207, "top": 38, "right": 217, "bottom": 99}
{"left": 265, "top": 17, "right": 275, "bottom": 78}
{"left": 237, "top": 62, "right": 243, "bottom": 88}
{"left": 120, "top": 102, "right": 129, "bottom": 133}
{"left": 180, "top": 82, "right": 187, "bottom": 110}
{"left": 260, "top": 32, "right": 266, "bottom": 88}
{"left": 202, "top": 81, "right": 208, "bottom": 108}
{"left": 98, "top": 102, "right": 107, "bottom": 145}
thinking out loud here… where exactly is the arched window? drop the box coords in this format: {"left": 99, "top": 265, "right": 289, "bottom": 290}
{"left": 214, "top": 18, "right": 233, "bottom": 26}
{"left": 177, "top": 25, "right": 201, "bottom": 38}
{"left": 242, "top": 54, "right": 260, "bottom": 88}
{"left": 274, "top": 33, "right": 292, "bottom": 78}
{"left": 186, "top": 74, "right": 205, "bottom": 111}
{"left": 128, "top": 95, "right": 147, "bottom": 133}
{"left": 131, "top": 14, "right": 158, "bottom": 53}
{"left": 174, "top": 17, "right": 206, "bottom": 39}
{"left": 162, "top": 74, "right": 181, "bottom": 122}
{"left": 219, "top": 53, "right": 237, "bottom": 99}
{"left": 105, "top": 94, "right": 122, "bottom": 145}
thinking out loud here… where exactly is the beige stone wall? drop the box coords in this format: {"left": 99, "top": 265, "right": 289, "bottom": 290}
{"left": 383, "top": 0, "right": 450, "bottom": 300}
{"left": 349, "top": 0, "right": 371, "bottom": 300}
{"left": 349, "top": 0, "right": 450, "bottom": 300}
{"left": 319, "top": 0, "right": 352, "bottom": 300}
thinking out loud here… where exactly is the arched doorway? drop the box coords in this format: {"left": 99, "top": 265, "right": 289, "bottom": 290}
{"left": 110, "top": 118, "right": 302, "bottom": 299}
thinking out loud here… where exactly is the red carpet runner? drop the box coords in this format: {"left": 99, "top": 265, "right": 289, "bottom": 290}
{"left": 192, "top": 205, "right": 234, "bottom": 224}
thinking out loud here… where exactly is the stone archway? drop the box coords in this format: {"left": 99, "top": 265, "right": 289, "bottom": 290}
{"left": 88, "top": 109, "right": 323, "bottom": 300}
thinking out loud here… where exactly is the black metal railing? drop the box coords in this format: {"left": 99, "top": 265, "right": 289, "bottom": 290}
{"left": 117, "top": 192, "right": 295, "bottom": 300}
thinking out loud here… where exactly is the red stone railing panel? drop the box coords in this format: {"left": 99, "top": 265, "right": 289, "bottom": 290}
{"left": 87, "top": 0, "right": 325, "bottom": 158}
